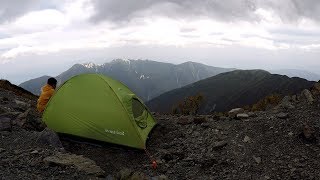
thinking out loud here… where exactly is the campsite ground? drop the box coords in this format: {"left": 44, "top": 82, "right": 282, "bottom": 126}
{"left": 64, "top": 103, "right": 320, "bottom": 179}
{"left": 1, "top": 81, "right": 320, "bottom": 179}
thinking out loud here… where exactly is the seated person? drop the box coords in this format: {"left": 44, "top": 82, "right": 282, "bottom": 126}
{"left": 37, "top": 77, "right": 57, "bottom": 112}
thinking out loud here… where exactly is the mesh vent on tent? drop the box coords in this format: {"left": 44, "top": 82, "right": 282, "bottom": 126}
{"left": 132, "top": 99, "right": 147, "bottom": 128}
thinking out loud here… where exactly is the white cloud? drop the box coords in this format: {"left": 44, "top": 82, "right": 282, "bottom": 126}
{"left": 13, "top": 9, "right": 67, "bottom": 29}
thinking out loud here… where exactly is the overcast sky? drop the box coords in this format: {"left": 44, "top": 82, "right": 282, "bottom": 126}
{"left": 0, "top": 0, "right": 320, "bottom": 84}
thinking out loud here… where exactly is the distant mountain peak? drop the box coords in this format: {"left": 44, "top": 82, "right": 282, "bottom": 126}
{"left": 111, "top": 59, "right": 131, "bottom": 64}
{"left": 82, "top": 62, "right": 97, "bottom": 68}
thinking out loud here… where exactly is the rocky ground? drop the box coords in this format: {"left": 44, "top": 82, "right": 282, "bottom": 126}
{"left": 1, "top": 80, "right": 320, "bottom": 179}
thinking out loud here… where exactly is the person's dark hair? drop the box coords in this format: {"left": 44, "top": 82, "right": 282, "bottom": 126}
{"left": 47, "top": 77, "right": 57, "bottom": 87}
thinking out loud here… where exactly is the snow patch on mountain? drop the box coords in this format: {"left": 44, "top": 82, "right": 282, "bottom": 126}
{"left": 82, "top": 62, "right": 96, "bottom": 68}
{"left": 112, "top": 59, "right": 131, "bottom": 64}
{"left": 139, "top": 74, "right": 150, "bottom": 80}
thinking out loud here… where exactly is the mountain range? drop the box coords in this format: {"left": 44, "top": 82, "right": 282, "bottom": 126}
{"left": 147, "top": 70, "right": 315, "bottom": 113}
{"left": 269, "top": 69, "right": 320, "bottom": 81}
{"left": 20, "top": 59, "right": 234, "bottom": 101}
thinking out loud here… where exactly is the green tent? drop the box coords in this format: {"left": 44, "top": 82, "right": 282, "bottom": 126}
{"left": 43, "top": 74, "right": 156, "bottom": 149}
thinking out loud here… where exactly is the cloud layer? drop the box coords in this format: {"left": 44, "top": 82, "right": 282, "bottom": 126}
{"left": 90, "top": 0, "right": 320, "bottom": 23}
{"left": 0, "top": 0, "right": 320, "bottom": 83}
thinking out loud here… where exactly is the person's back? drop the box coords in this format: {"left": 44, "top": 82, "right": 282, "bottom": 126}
{"left": 37, "top": 78, "right": 57, "bottom": 112}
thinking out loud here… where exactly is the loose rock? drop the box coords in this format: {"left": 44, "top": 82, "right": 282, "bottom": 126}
{"left": 243, "top": 136, "right": 251, "bottom": 143}
{"left": 253, "top": 156, "right": 261, "bottom": 164}
{"left": 117, "top": 168, "right": 133, "bottom": 179}
{"left": 212, "top": 141, "right": 228, "bottom": 149}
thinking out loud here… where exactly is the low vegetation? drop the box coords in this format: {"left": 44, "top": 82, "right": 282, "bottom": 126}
{"left": 249, "top": 94, "right": 282, "bottom": 111}
{"left": 172, "top": 93, "right": 204, "bottom": 115}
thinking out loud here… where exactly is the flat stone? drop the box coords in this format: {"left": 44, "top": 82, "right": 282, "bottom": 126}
{"left": 229, "top": 108, "right": 244, "bottom": 114}
{"left": 277, "top": 112, "right": 289, "bottom": 119}
{"left": 212, "top": 141, "right": 228, "bottom": 149}
{"left": 30, "top": 150, "right": 39, "bottom": 154}
{"left": 237, "top": 113, "right": 249, "bottom": 119}
{"left": 43, "top": 152, "right": 105, "bottom": 176}
{"left": 247, "top": 112, "right": 257, "bottom": 117}
{"left": 228, "top": 108, "right": 245, "bottom": 118}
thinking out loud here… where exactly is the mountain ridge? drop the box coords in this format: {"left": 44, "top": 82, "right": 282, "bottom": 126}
{"left": 147, "top": 69, "right": 315, "bottom": 113}
{"left": 20, "top": 59, "right": 235, "bottom": 101}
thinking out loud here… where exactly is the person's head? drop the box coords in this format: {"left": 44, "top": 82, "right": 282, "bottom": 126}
{"left": 47, "top": 77, "right": 57, "bottom": 89}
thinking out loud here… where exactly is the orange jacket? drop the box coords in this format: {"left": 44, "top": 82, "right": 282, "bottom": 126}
{"left": 37, "top": 84, "right": 55, "bottom": 112}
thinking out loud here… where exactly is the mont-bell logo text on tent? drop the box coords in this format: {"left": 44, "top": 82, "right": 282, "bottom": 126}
{"left": 105, "top": 129, "right": 125, "bottom": 136}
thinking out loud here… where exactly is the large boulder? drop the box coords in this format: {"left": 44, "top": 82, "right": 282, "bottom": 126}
{"left": 311, "top": 83, "right": 320, "bottom": 95}
{"left": 37, "top": 128, "right": 63, "bottom": 149}
{"left": 14, "top": 108, "right": 45, "bottom": 131}
{"left": 302, "top": 89, "right": 314, "bottom": 104}
{"left": 0, "top": 106, "right": 8, "bottom": 114}
{"left": 14, "top": 99, "right": 29, "bottom": 108}
{"left": 314, "top": 82, "right": 320, "bottom": 91}
{"left": 299, "top": 124, "right": 316, "bottom": 143}
{"left": 15, "top": 109, "right": 31, "bottom": 127}
{"left": 228, "top": 108, "right": 245, "bottom": 118}
{"left": 275, "top": 96, "right": 295, "bottom": 110}
{"left": 0, "top": 97, "right": 9, "bottom": 104}
{"left": 43, "top": 152, "right": 105, "bottom": 177}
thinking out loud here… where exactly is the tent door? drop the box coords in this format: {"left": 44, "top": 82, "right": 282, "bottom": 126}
{"left": 131, "top": 98, "right": 148, "bottom": 129}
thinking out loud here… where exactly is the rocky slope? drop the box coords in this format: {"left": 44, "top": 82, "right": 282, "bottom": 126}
{"left": 19, "top": 59, "right": 234, "bottom": 101}
{"left": 1, "top": 80, "right": 320, "bottom": 179}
